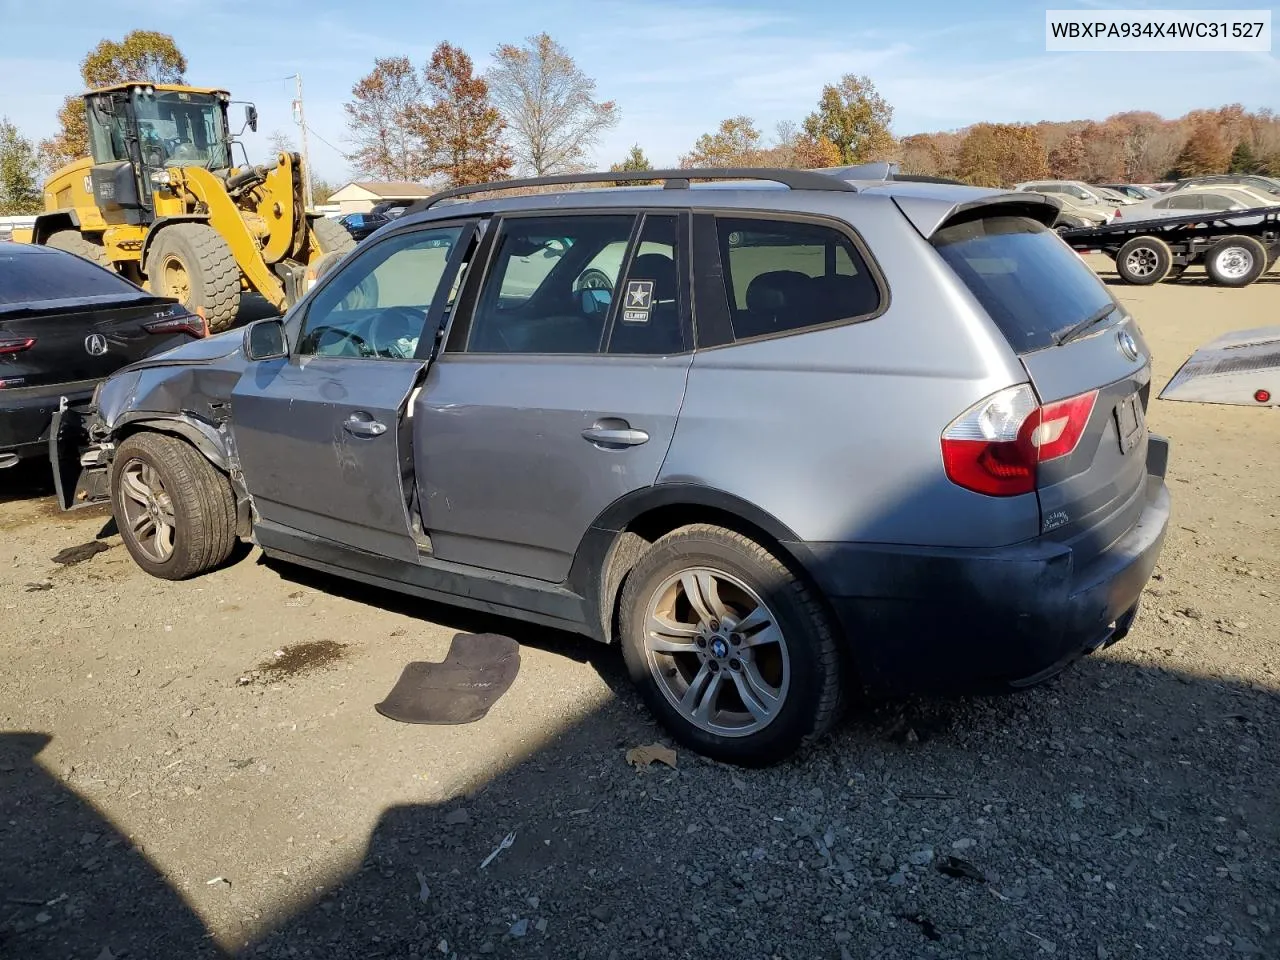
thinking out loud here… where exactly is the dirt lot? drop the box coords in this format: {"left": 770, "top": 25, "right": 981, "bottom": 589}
{"left": 2, "top": 261, "right": 1278, "bottom": 960}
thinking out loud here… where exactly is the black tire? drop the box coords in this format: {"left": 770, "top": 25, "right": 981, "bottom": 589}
{"left": 110, "top": 432, "right": 238, "bottom": 581}
{"left": 310, "top": 216, "right": 356, "bottom": 258}
{"left": 1115, "top": 236, "right": 1172, "bottom": 285}
{"left": 1054, "top": 216, "right": 1085, "bottom": 235}
{"left": 145, "top": 223, "right": 241, "bottom": 334}
{"left": 45, "top": 230, "right": 111, "bottom": 268}
{"left": 1204, "top": 235, "right": 1268, "bottom": 287}
{"left": 618, "top": 524, "right": 844, "bottom": 767}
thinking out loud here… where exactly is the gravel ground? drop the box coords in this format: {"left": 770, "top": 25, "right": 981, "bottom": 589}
{"left": 1, "top": 261, "right": 1278, "bottom": 959}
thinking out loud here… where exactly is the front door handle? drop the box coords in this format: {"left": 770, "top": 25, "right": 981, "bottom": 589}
{"left": 344, "top": 413, "right": 387, "bottom": 437}
{"left": 582, "top": 420, "right": 649, "bottom": 447}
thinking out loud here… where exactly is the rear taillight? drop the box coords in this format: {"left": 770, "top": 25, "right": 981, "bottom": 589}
{"left": 1113, "top": 208, "right": 1122, "bottom": 219}
{"left": 143, "top": 310, "right": 207, "bottom": 338}
{"left": 941, "top": 385, "right": 1098, "bottom": 497}
{"left": 0, "top": 337, "right": 35, "bottom": 355}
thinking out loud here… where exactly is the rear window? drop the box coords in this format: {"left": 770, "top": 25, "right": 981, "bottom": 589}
{"left": 932, "top": 215, "right": 1115, "bottom": 354}
{"left": 0, "top": 248, "right": 143, "bottom": 306}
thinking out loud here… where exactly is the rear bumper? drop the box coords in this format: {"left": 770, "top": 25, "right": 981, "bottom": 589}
{"left": 790, "top": 435, "right": 1171, "bottom": 696}
{"left": 0, "top": 379, "right": 99, "bottom": 460}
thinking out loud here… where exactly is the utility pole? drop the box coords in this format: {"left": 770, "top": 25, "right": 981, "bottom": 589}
{"left": 291, "top": 73, "right": 315, "bottom": 212}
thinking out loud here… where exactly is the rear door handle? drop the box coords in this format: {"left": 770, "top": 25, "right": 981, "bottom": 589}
{"left": 344, "top": 413, "right": 387, "bottom": 437}
{"left": 582, "top": 421, "right": 649, "bottom": 447}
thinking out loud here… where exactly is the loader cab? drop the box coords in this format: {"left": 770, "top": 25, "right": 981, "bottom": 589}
{"left": 84, "top": 84, "right": 233, "bottom": 224}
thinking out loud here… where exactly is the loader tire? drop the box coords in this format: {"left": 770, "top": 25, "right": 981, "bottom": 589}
{"left": 45, "top": 230, "right": 111, "bottom": 268}
{"left": 146, "top": 223, "right": 242, "bottom": 334}
{"left": 310, "top": 216, "right": 356, "bottom": 257}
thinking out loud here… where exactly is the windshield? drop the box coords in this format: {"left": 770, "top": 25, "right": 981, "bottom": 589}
{"left": 932, "top": 214, "right": 1116, "bottom": 354}
{"left": 134, "top": 90, "right": 230, "bottom": 170}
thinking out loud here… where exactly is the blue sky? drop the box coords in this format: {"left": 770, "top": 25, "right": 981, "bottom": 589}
{"left": 1, "top": 0, "right": 1276, "bottom": 183}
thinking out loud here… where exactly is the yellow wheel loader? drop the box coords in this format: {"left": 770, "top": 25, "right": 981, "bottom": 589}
{"left": 24, "top": 83, "right": 354, "bottom": 333}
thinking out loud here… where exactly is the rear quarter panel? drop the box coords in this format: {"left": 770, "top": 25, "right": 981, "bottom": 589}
{"left": 660, "top": 195, "right": 1040, "bottom": 549}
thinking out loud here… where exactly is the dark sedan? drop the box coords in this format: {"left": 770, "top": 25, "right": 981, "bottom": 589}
{"left": 1, "top": 244, "right": 205, "bottom": 468}
{"left": 338, "top": 212, "right": 389, "bottom": 242}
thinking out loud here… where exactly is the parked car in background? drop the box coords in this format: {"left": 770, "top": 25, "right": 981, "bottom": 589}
{"left": 1, "top": 243, "right": 204, "bottom": 468}
{"left": 1112, "top": 185, "right": 1280, "bottom": 223}
{"left": 371, "top": 200, "right": 415, "bottom": 219}
{"left": 338, "top": 212, "right": 390, "bottom": 242}
{"left": 52, "top": 167, "right": 1170, "bottom": 766}
{"left": 1014, "top": 181, "right": 1115, "bottom": 229}
{"left": 1094, "top": 186, "right": 1140, "bottom": 205}
{"left": 1167, "top": 175, "right": 1280, "bottom": 200}
{"left": 1097, "top": 184, "right": 1162, "bottom": 201}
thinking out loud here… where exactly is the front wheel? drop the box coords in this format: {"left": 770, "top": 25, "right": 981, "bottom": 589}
{"left": 111, "top": 433, "right": 238, "bottom": 580}
{"left": 1115, "top": 236, "right": 1172, "bottom": 285}
{"left": 145, "top": 223, "right": 241, "bottom": 333}
{"left": 618, "top": 524, "right": 844, "bottom": 767}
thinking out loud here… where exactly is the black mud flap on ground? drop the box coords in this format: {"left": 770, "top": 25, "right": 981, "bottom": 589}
{"left": 48, "top": 400, "right": 111, "bottom": 512}
{"left": 1160, "top": 326, "right": 1280, "bottom": 407}
{"left": 376, "top": 634, "right": 521, "bottom": 725}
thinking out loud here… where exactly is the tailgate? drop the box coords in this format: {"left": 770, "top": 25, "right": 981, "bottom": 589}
{"left": 931, "top": 209, "right": 1155, "bottom": 566}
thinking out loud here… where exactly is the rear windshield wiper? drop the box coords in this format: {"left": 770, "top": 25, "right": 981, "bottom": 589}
{"left": 1055, "top": 304, "right": 1118, "bottom": 346}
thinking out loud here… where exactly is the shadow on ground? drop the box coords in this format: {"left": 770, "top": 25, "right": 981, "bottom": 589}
{"left": 5, "top": 629, "right": 1277, "bottom": 959}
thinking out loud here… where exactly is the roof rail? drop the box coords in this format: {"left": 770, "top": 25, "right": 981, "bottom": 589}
{"left": 405, "top": 167, "right": 858, "bottom": 214}
{"left": 816, "top": 161, "right": 965, "bottom": 186}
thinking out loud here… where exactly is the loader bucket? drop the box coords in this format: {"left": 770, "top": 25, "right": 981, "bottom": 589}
{"left": 1159, "top": 326, "right": 1280, "bottom": 407}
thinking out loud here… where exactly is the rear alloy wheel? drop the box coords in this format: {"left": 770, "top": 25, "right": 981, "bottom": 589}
{"left": 1115, "top": 236, "right": 1173, "bottom": 285}
{"left": 111, "top": 433, "right": 238, "bottom": 580}
{"left": 619, "top": 525, "right": 844, "bottom": 767}
{"left": 1204, "top": 235, "right": 1268, "bottom": 288}
{"left": 145, "top": 223, "right": 241, "bottom": 334}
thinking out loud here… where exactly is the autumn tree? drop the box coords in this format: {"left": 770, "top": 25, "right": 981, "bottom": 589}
{"left": 955, "top": 123, "right": 1048, "bottom": 188}
{"left": 310, "top": 177, "right": 340, "bottom": 205}
{"left": 802, "top": 74, "right": 895, "bottom": 165}
{"left": 486, "top": 33, "right": 618, "bottom": 175}
{"left": 679, "top": 116, "right": 762, "bottom": 168}
{"left": 762, "top": 121, "right": 841, "bottom": 169}
{"left": 344, "top": 56, "right": 428, "bottom": 181}
{"left": 0, "top": 118, "right": 42, "bottom": 215}
{"left": 41, "top": 31, "right": 187, "bottom": 169}
{"left": 1047, "top": 133, "right": 1085, "bottom": 179}
{"left": 1172, "top": 119, "right": 1230, "bottom": 177}
{"left": 418, "top": 43, "right": 511, "bottom": 187}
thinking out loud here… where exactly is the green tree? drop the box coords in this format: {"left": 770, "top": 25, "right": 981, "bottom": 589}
{"left": 1228, "top": 140, "right": 1260, "bottom": 174}
{"left": 417, "top": 42, "right": 512, "bottom": 187}
{"left": 955, "top": 123, "right": 1049, "bottom": 188}
{"left": 0, "top": 118, "right": 42, "bottom": 215}
{"left": 610, "top": 144, "right": 654, "bottom": 183}
{"left": 310, "top": 177, "right": 340, "bottom": 205}
{"left": 802, "top": 74, "right": 896, "bottom": 165}
{"left": 679, "top": 116, "right": 762, "bottom": 168}
{"left": 41, "top": 31, "right": 187, "bottom": 170}
{"left": 486, "top": 33, "right": 618, "bottom": 175}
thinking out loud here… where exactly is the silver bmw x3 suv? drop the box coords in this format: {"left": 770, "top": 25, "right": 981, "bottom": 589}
{"left": 51, "top": 165, "right": 1170, "bottom": 766}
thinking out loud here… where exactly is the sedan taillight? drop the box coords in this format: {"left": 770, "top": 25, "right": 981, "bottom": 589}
{"left": 143, "top": 311, "right": 207, "bottom": 338}
{"left": 941, "top": 385, "right": 1098, "bottom": 497}
{"left": 0, "top": 337, "right": 35, "bottom": 355}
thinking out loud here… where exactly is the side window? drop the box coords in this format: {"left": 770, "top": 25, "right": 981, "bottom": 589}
{"left": 606, "top": 214, "right": 685, "bottom": 356}
{"left": 1153, "top": 197, "right": 1172, "bottom": 209}
{"left": 298, "top": 226, "right": 462, "bottom": 360}
{"left": 1169, "top": 195, "right": 1202, "bottom": 210}
{"left": 466, "top": 214, "right": 635, "bottom": 354}
{"left": 717, "top": 217, "right": 881, "bottom": 341}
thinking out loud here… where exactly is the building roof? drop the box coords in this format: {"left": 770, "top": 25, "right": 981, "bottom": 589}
{"left": 342, "top": 181, "right": 434, "bottom": 199}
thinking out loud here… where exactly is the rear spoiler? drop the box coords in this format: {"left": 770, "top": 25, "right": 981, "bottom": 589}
{"left": 891, "top": 192, "right": 1063, "bottom": 239}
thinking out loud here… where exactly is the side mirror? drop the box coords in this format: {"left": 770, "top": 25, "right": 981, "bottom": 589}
{"left": 244, "top": 318, "right": 287, "bottom": 361}
{"left": 245, "top": 104, "right": 259, "bottom": 133}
